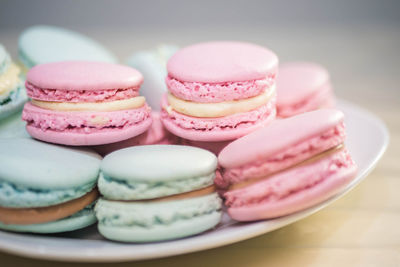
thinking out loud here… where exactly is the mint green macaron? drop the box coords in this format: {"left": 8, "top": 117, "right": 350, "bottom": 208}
{"left": 96, "top": 145, "right": 222, "bottom": 242}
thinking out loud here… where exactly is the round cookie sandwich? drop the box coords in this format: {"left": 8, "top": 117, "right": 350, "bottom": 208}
{"left": 22, "top": 61, "right": 152, "bottom": 146}
{"left": 161, "top": 41, "right": 278, "bottom": 142}
{"left": 276, "top": 62, "right": 335, "bottom": 118}
{"left": 96, "top": 145, "right": 222, "bottom": 242}
{"left": 217, "top": 109, "right": 357, "bottom": 221}
{"left": 0, "top": 138, "right": 101, "bottom": 233}
{"left": 0, "top": 44, "right": 27, "bottom": 121}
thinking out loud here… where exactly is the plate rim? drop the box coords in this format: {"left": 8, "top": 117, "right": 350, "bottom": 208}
{"left": 0, "top": 100, "right": 390, "bottom": 262}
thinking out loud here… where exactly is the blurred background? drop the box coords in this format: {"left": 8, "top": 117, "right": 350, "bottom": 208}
{"left": 0, "top": 0, "right": 399, "bottom": 104}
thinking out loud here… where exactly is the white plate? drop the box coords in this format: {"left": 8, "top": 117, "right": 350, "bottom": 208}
{"left": 0, "top": 100, "right": 389, "bottom": 262}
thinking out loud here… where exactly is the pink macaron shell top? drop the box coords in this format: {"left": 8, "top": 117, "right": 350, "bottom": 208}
{"left": 22, "top": 102, "right": 151, "bottom": 134}
{"left": 218, "top": 109, "right": 344, "bottom": 169}
{"left": 167, "top": 41, "right": 278, "bottom": 83}
{"left": 26, "top": 82, "right": 140, "bottom": 103}
{"left": 277, "top": 82, "right": 335, "bottom": 118}
{"left": 93, "top": 112, "right": 179, "bottom": 156}
{"left": 166, "top": 75, "right": 275, "bottom": 103}
{"left": 225, "top": 148, "right": 357, "bottom": 221}
{"left": 276, "top": 62, "right": 330, "bottom": 107}
{"left": 26, "top": 61, "right": 143, "bottom": 91}
{"left": 161, "top": 94, "right": 276, "bottom": 142}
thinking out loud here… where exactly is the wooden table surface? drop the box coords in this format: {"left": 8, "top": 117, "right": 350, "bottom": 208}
{"left": 0, "top": 24, "right": 399, "bottom": 266}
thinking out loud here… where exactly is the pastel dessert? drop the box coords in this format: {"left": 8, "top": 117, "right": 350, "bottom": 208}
{"left": 217, "top": 109, "right": 357, "bottom": 221}
{"left": 0, "top": 138, "right": 101, "bottom": 233}
{"left": 18, "top": 25, "right": 117, "bottom": 71}
{"left": 96, "top": 145, "right": 222, "bottom": 242}
{"left": 127, "top": 45, "right": 178, "bottom": 110}
{"left": 0, "top": 111, "right": 29, "bottom": 138}
{"left": 93, "top": 112, "right": 179, "bottom": 156}
{"left": 276, "top": 62, "right": 335, "bottom": 118}
{"left": 161, "top": 41, "right": 278, "bottom": 142}
{"left": 0, "top": 44, "right": 27, "bottom": 120}
{"left": 22, "top": 61, "right": 152, "bottom": 146}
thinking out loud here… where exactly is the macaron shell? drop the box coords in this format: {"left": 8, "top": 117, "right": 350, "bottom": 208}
{"left": 161, "top": 100, "right": 276, "bottom": 142}
{"left": 26, "top": 61, "right": 143, "bottom": 91}
{"left": 0, "top": 205, "right": 96, "bottom": 233}
{"left": 101, "top": 145, "right": 217, "bottom": 182}
{"left": 26, "top": 114, "right": 152, "bottom": 146}
{"left": 0, "top": 111, "right": 29, "bottom": 138}
{"left": 218, "top": 109, "right": 344, "bottom": 169}
{"left": 0, "top": 138, "right": 101, "bottom": 189}
{"left": 167, "top": 41, "right": 278, "bottom": 83}
{"left": 0, "top": 44, "right": 11, "bottom": 75}
{"left": 277, "top": 62, "right": 330, "bottom": 106}
{"left": 18, "top": 25, "right": 117, "bottom": 68}
{"left": 228, "top": 164, "right": 357, "bottom": 221}
{"left": 98, "top": 211, "right": 221, "bottom": 242}
{"left": 95, "top": 193, "right": 222, "bottom": 242}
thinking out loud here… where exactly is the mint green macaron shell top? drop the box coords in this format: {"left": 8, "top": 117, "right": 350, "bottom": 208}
{"left": 99, "top": 145, "right": 218, "bottom": 200}
{"left": 18, "top": 25, "right": 117, "bottom": 69}
{"left": 96, "top": 193, "right": 222, "bottom": 242}
{"left": 0, "top": 138, "right": 101, "bottom": 208}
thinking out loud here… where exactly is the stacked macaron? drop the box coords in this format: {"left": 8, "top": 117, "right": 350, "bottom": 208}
{"left": 161, "top": 41, "right": 278, "bottom": 144}
{"left": 0, "top": 44, "right": 27, "bottom": 120}
{"left": 18, "top": 25, "right": 117, "bottom": 72}
{"left": 22, "top": 61, "right": 152, "bottom": 146}
{"left": 0, "top": 138, "right": 100, "bottom": 233}
{"left": 276, "top": 62, "right": 335, "bottom": 118}
{"left": 217, "top": 109, "right": 357, "bottom": 220}
{"left": 96, "top": 145, "right": 222, "bottom": 242}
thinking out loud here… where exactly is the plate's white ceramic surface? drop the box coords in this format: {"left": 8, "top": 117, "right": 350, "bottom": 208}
{"left": 0, "top": 100, "right": 389, "bottom": 262}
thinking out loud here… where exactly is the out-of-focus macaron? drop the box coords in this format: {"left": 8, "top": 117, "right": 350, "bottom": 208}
{"left": 161, "top": 41, "right": 278, "bottom": 142}
{"left": 96, "top": 145, "right": 222, "bottom": 242}
{"left": 0, "top": 44, "right": 27, "bottom": 121}
{"left": 22, "top": 61, "right": 152, "bottom": 146}
{"left": 218, "top": 109, "right": 357, "bottom": 221}
{"left": 0, "top": 111, "right": 29, "bottom": 138}
{"left": 127, "top": 45, "right": 178, "bottom": 111}
{"left": 276, "top": 62, "right": 335, "bottom": 118}
{"left": 0, "top": 138, "right": 101, "bottom": 233}
{"left": 18, "top": 25, "right": 117, "bottom": 70}
{"left": 93, "top": 112, "right": 180, "bottom": 156}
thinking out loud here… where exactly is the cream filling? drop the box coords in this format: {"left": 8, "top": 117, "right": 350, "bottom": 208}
{"left": 167, "top": 84, "right": 276, "bottom": 118}
{"left": 0, "top": 64, "right": 21, "bottom": 96}
{"left": 31, "top": 96, "right": 146, "bottom": 112}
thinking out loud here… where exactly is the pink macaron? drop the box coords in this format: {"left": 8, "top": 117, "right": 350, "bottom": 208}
{"left": 22, "top": 61, "right": 152, "bottom": 146}
{"left": 93, "top": 112, "right": 179, "bottom": 156}
{"left": 217, "top": 109, "right": 357, "bottom": 221}
{"left": 161, "top": 41, "right": 278, "bottom": 142}
{"left": 276, "top": 62, "right": 335, "bottom": 118}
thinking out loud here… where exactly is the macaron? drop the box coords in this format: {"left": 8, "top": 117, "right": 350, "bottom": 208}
{"left": 161, "top": 41, "right": 278, "bottom": 142}
{"left": 0, "top": 111, "right": 29, "bottom": 138}
{"left": 22, "top": 61, "right": 152, "bottom": 146}
{"left": 18, "top": 25, "right": 117, "bottom": 70}
{"left": 93, "top": 112, "right": 179, "bottom": 156}
{"left": 276, "top": 62, "right": 335, "bottom": 118}
{"left": 0, "top": 44, "right": 27, "bottom": 121}
{"left": 0, "top": 138, "right": 101, "bottom": 233}
{"left": 217, "top": 109, "right": 357, "bottom": 221}
{"left": 96, "top": 145, "right": 222, "bottom": 242}
{"left": 127, "top": 45, "right": 178, "bottom": 111}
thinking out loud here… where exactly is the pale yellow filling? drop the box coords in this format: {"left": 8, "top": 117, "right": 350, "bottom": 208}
{"left": 0, "top": 64, "right": 21, "bottom": 96}
{"left": 167, "top": 85, "right": 275, "bottom": 118}
{"left": 31, "top": 96, "right": 146, "bottom": 112}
